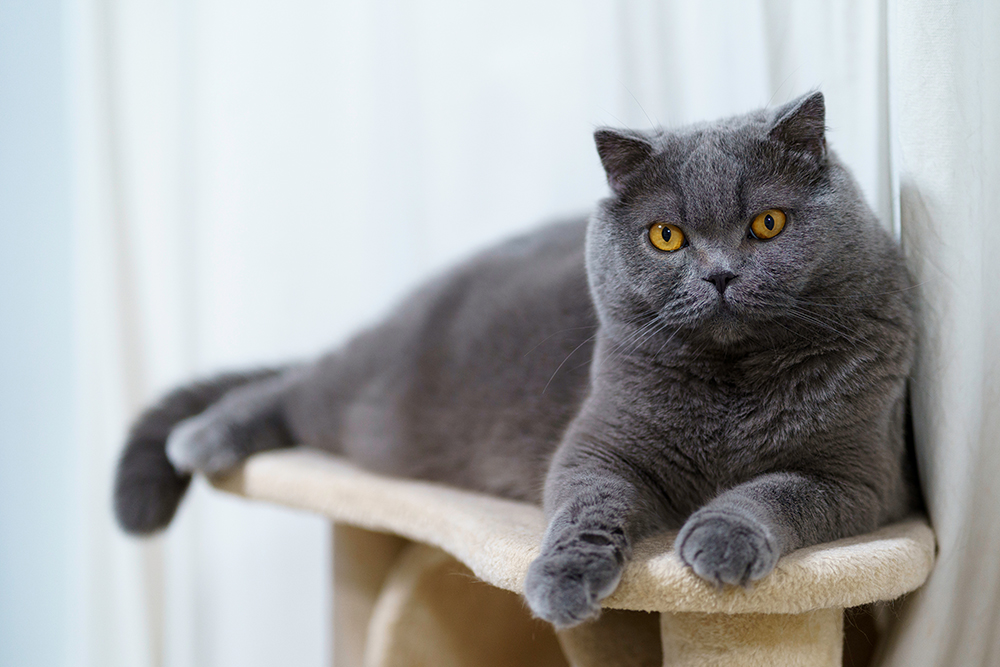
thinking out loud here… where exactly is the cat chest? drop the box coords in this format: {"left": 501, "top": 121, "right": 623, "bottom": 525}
{"left": 638, "top": 384, "right": 809, "bottom": 486}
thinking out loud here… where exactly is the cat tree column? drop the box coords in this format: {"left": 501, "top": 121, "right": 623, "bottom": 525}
{"left": 213, "top": 449, "right": 935, "bottom": 667}
{"left": 657, "top": 609, "right": 843, "bottom": 666}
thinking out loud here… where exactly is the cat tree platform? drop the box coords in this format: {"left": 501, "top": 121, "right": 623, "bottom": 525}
{"left": 212, "top": 448, "right": 935, "bottom": 667}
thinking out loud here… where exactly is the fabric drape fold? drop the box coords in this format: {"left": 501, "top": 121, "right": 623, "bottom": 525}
{"left": 879, "top": 1, "right": 1000, "bottom": 664}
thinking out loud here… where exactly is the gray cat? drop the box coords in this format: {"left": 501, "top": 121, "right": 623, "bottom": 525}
{"left": 114, "top": 92, "right": 918, "bottom": 628}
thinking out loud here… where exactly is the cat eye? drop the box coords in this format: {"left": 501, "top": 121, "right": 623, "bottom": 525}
{"left": 750, "top": 209, "right": 786, "bottom": 240}
{"left": 649, "top": 223, "right": 686, "bottom": 252}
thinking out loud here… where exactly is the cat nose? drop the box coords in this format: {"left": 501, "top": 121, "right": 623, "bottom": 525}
{"left": 704, "top": 271, "right": 738, "bottom": 294}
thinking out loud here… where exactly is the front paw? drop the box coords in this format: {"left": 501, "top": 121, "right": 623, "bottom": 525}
{"left": 677, "top": 512, "right": 778, "bottom": 587}
{"left": 524, "top": 543, "right": 624, "bottom": 629}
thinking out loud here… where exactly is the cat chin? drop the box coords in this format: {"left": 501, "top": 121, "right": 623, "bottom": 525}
{"left": 703, "top": 324, "right": 750, "bottom": 347}
{"left": 694, "top": 302, "right": 748, "bottom": 344}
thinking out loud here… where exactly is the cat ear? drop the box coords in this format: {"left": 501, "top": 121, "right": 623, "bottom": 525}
{"left": 594, "top": 128, "right": 655, "bottom": 194}
{"left": 769, "top": 91, "right": 827, "bottom": 160}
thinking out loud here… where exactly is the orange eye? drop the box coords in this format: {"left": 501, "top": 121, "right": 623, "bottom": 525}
{"left": 750, "top": 209, "right": 786, "bottom": 240}
{"left": 649, "top": 223, "right": 685, "bottom": 252}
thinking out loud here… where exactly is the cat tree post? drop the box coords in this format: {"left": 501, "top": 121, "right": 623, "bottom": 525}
{"left": 658, "top": 609, "right": 843, "bottom": 667}
{"left": 212, "top": 449, "right": 935, "bottom": 667}
{"left": 331, "top": 525, "right": 407, "bottom": 667}
{"left": 553, "top": 607, "right": 843, "bottom": 667}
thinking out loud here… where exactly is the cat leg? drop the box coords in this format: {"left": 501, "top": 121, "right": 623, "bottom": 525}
{"left": 676, "top": 471, "right": 880, "bottom": 587}
{"left": 524, "top": 455, "right": 666, "bottom": 628}
{"left": 166, "top": 374, "right": 297, "bottom": 475}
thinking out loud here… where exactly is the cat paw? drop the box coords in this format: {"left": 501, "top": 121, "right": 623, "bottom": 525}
{"left": 524, "top": 542, "right": 624, "bottom": 629}
{"left": 677, "top": 512, "right": 778, "bottom": 587}
{"left": 165, "top": 413, "right": 242, "bottom": 475}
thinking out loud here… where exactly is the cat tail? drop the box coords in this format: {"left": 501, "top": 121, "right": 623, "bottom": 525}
{"left": 113, "top": 368, "right": 284, "bottom": 535}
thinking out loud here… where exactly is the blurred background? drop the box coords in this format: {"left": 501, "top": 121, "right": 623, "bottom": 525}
{"left": 1, "top": 1, "right": 997, "bottom": 666}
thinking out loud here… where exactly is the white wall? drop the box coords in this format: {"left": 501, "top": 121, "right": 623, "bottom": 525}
{"left": 0, "top": 1, "right": 73, "bottom": 665}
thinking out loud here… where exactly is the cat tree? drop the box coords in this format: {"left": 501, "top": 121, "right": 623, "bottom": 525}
{"left": 213, "top": 448, "right": 934, "bottom": 667}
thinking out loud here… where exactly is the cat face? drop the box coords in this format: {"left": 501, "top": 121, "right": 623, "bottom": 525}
{"left": 588, "top": 92, "right": 884, "bottom": 349}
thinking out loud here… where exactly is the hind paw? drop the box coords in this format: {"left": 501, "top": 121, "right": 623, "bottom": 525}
{"left": 166, "top": 413, "right": 243, "bottom": 475}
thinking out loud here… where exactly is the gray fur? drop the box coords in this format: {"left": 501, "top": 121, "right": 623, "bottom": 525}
{"left": 114, "top": 92, "right": 918, "bottom": 630}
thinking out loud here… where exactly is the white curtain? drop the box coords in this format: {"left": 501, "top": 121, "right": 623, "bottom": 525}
{"left": 879, "top": 1, "right": 1000, "bottom": 665}
{"left": 68, "top": 1, "right": 998, "bottom": 665}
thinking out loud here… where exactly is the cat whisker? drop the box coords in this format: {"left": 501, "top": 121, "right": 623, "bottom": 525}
{"left": 606, "top": 321, "right": 666, "bottom": 366}
{"left": 785, "top": 303, "right": 866, "bottom": 338}
{"left": 768, "top": 317, "right": 815, "bottom": 344}
{"left": 651, "top": 323, "right": 686, "bottom": 358}
{"left": 748, "top": 294, "right": 865, "bottom": 343}
{"left": 629, "top": 318, "right": 674, "bottom": 353}
{"left": 780, "top": 306, "right": 856, "bottom": 338}
{"left": 793, "top": 282, "right": 927, "bottom": 302}
{"left": 541, "top": 333, "right": 599, "bottom": 395}
{"left": 522, "top": 325, "right": 599, "bottom": 359}
{"left": 602, "top": 314, "right": 664, "bottom": 362}
{"left": 778, "top": 308, "right": 882, "bottom": 352}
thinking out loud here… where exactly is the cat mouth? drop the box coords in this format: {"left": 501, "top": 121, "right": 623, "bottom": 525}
{"left": 698, "top": 298, "right": 752, "bottom": 343}
{"left": 708, "top": 295, "right": 740, "bottom": 318}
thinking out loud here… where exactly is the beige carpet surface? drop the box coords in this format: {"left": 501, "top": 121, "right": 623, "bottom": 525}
{"left": 212, "top": 448, "right": 935, "bottom": 614}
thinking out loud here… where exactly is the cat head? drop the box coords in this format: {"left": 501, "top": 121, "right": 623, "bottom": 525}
{"left": 587, "top": 92, "right": 903, "bottom": 352}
